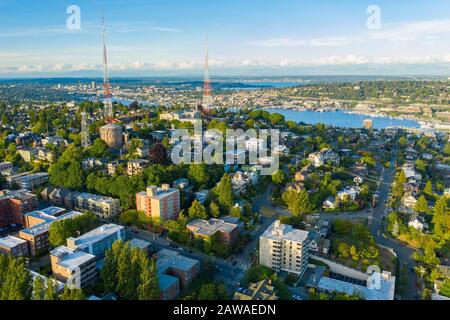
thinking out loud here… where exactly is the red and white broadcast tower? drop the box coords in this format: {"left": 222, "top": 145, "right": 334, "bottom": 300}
{"left": 102, "top": 7, "right": 113, "bottom": 123}
{"left": 202, "top": 33, "right": 212, "bottom": 113}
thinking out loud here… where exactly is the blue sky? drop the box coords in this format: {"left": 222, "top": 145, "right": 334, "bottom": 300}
{"left": 0, "top": 0, "right": 449, "bottom": 77}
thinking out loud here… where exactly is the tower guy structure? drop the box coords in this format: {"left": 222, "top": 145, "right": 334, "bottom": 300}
{"left": 81, "top": 111, "right": 91, "bottom": 148}
{"left": 202, "top": 33, "right": 212, "bottom": 112}
{"left": 99, "top": 7, "right": 123, "bottom": 149}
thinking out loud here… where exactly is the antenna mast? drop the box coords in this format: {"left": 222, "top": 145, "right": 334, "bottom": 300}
{"left": 102, "top": 6, "right": 113, "bottom": 123}
{"left": 202, "top": 33, "right": 212, "bottom": 112}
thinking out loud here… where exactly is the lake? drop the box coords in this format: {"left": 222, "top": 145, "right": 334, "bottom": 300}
{"left": 265, "top": 108, "right": 421, "bottom": 130}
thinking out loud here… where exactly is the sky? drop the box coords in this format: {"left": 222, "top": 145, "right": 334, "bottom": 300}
{"left": 0, "top": 0, "right": 450, "bottom": 77}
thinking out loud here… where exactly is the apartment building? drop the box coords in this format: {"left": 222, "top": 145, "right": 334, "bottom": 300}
{"left": 259, "top": 220, "right": 311, "bottom": 277}
{"left": 127, "top": 159, "right": 149, "bottom": 176}
{"left": 136, "top": 185, "right": 180, "bottom": 221}
{"left": 6, "top": 172, "right": 50, "bottom": 190}
{"left": 155, "top": 249, "right": 200, "bottom": 300}
{"left": 66, "top": 224, "right": 125, "bottom": 259}
{"left": 50, "top": 246, "right": 97, "bottom": 289}
{"left": 0, "top": 189, "right": 38, "bottom": 227}
{"left": 0, "top": 236, "right": 29, "bottom": 257}
{"left": 19, "top": 209, "right": 83, "bottom": 256}
{"left": 186, "top": 216, "right": 240, "bottom": 245}
{"left": 72, "top": 192, "right": 121, "bottom": 219}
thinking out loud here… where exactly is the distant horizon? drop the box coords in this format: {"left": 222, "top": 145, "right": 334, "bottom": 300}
{"left": 0, "top": 74, "right": 448, "bottom": 81}
{"left": 1, "top": 0, "right": 449, "bottom": 77}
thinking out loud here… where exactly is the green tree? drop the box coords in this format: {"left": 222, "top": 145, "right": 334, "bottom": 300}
{"left": 209, "top": 201, "right": 220, "bottom": 218}
{"left": 60, "top": 286, "right": 85, "bottom": 300}
{"left": 189, "top": 200, "right": 209, "bottom": 220}
{"left": 0, "top": 256, "right": 33, "bottom": 300}
{"left": 88, "top": 138, "right": 110, "bottom": 157}
{"left": 137, "top": 257, "right": 160, "bottom": 300}
{"left": 32, "top": 276, "right": 45, "bottom": 300}
{"left": 414, "top": 196, "right": 429, "bottom": 214}
{"left": 271, "top": 170, "right": 286, "bottom": 185}
{"left": 49, "top": 212, "right": 99, "bottom": 247}
{"left": 188, "top": 164, "right": 209, "bottom": 190}
{"left": 282, "top": 189, "right": 311, "bottom": 216}
{"left": 44, "top": 278, "right": 59, "bottom": 300}
{"left": 213, "top": 174, "right": 234, "bottom": 214}
{"left": 433, "top": 196, "right": 450, "bottom": 237}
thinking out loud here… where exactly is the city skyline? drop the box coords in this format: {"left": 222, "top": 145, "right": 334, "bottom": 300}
{"left": 0, "top": 0, "right": 450, "bottom": 77}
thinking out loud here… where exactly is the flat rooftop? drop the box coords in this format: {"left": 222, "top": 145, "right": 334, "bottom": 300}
{"left": 0, "top": 236, "right": 27, "bottom": 249}
{"left": 187, "top": 217, "right": 239, "bottom": 236}
{"left": 67, "top": 224, "right": 124, "bottom": 248}
{"left": 317, "top": 273, "right": 395, "bottom": 300}
{"left": 72, "top": 192, "right": 119, "bottom": 205}
{"left": 20, "top": 210, "right": 83, "bottom": 236}
{"left": 260, "top": 220, "right": 310, "bottom": 243}
{"left": 156, "top": 249, "right": 200, "bottom": 272}
{"left": 51, "top": 246, "right": 95, "bottom": 269}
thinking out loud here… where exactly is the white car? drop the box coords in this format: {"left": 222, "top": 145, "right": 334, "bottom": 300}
{"left": 292, "top": 295, "right": 303, "bottom": 300}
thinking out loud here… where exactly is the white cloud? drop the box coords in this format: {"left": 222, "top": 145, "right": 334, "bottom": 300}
{"left": 247, "top": 38, "right": 307, "bottom": 47}
{"left": 369, "top": 19, "right": 450, "bottom": 42}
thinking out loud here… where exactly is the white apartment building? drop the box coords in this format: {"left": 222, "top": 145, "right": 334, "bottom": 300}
{"left": 259, "top": 220, "right": 310, "bottom": 277}
{"left": 50, "top": 246, "right": 97, "bottom": 289}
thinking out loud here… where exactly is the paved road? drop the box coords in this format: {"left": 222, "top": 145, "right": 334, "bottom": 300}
{"left": 368, "top": 158, "right": 418, "bottom": 300}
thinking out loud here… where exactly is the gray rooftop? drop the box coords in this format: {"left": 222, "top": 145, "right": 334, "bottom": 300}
{"left": 0, "top": 236, "right": 27, "bottom": 249}
{"left": 260, "top": 220, "right": 310, "bottom": 243}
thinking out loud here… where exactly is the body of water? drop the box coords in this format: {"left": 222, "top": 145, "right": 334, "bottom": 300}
{"left": 265, "top": 108, "right": 421, "bottom": 130}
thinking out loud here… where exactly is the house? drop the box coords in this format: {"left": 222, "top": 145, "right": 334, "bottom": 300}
{"left": 309, "top": 231, "right": 330, "bottom": 256}
{"left": 402, "top": 195, "right": 418, "bottom": 209}
{"left": 337, "top": 187, "right": 360, "bottom": 203}
{"left": 408, "top": 213, "right": 429, "bottom": 232}
{"left": 309, "top": 149, "right": 340, "bottom": 168}
{"left": 322, "top": 197, "right": 337, "bottom": 210}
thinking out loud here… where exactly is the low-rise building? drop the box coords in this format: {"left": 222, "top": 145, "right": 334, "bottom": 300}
{"left": 50, "top": 246, "right": 97, "bottom": 289}
{"left": 127, "top": 159, "right": 150, "bottom": 176}
{"left": 0, "top": 189, "right": 38, "bottom": 227}
{"left": 186, "top": 216, "right": 240, "bottom": 245}
{"left": 72, "top": 192, "right": 121, "bottom": 219}
{"left": 6, "top": 172, "right": 50, "bottom": 190}
{"left": 19, "top": 210, "right": 83, "bottom": 256}
{"left": 66, "top": 224, "right": 125, "bottom": 259}
{"left": 0, "top": 236, "right": 29, "bottom": 257}
{"left": 155, "top": 249, "right": 200, "bottom": 300}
